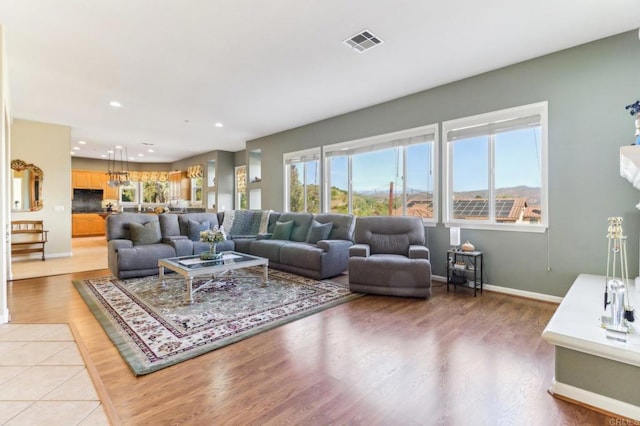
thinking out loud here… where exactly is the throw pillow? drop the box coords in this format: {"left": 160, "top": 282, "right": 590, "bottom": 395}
{"left": 272, "top": 220, "right": 294, "bottom": 240}
{"left": 306, "top": 221, "right": 333, "bottom": 244}
{"left": 129, "top": 221, "right": 161, "bottom": 246}
{"left": 187, "top": 220, "right": 210, "bottom": 241}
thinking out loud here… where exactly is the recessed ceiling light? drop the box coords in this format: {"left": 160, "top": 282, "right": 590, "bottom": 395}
{"left": 115, "top": 145, "right": 123, "bottom": 149}
{"left": 110, "top": 100, "right": 122, "bottom": 108}
{"left": 138, "top": 153, "right": 144, "bottom": 157}
{"left": 215, "top": 122, "right": 223, "bottom": 128}
{"left": 70, "top": 151, "right": 75, "bottom": 155}
{"left": 129, "top": 157, "right": 135, "bottom": 160}
{"left": 78, "top": 140, "right": 87, "bottom": 145}
{"left": 107, "top": 150, "right": 114, "bottom": 154}
{"left": 147, "top": 149, "right": 154, "bottom": 153}
{"left": 100, "top": 154, "right": 107, "bottom": 158}
{"left": 73, "top": 147, "right": 80, "bottom": 150}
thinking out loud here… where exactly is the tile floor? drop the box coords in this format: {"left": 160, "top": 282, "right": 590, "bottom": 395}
{"left": 0, "top": 324, "right": 109, "bottom": 425}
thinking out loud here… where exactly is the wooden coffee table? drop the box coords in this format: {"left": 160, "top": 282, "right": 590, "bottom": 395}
{"left": 158, "top": 251, "right": 269, "bottom": 303}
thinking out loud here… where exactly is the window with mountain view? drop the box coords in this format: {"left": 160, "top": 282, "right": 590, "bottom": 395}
{"left": 324, "top": 124, "right": 437, "bottom": 221}
{"left": 443, "top": 102, "right": 548, "bottom": 231}
{"left": 284, "top": 149, "right": 320, "bottom": 213}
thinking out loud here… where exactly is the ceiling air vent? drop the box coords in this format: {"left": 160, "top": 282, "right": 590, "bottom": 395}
{"left": 343, "top": 30, "right": 383, "bottom": 53}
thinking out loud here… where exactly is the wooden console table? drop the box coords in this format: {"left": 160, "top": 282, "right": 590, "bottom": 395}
{"left": 542, "top": 273, "right": 640, "bottom": 420}
{"left": 11, "top": 220, "right": 48, "bottom": 261}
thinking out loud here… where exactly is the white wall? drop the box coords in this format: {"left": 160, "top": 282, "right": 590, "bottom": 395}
{"left": 11, "top": 119, "right": 71, "bottom": 262}
{"left": 1, "top": 25, "right": 9, "bottom": 323}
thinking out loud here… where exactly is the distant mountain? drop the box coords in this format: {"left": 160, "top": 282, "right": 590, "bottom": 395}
{"left": 455, "top": 186, "right": 541, "bottom": 205}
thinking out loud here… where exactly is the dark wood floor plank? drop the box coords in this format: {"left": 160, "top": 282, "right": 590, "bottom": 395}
{"left": 7, "top": 270, "right": 613, "bottom": 425}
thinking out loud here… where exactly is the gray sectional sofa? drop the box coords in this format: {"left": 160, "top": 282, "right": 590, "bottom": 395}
{"left": 106, "top": 210, "right": 355, "bottom": 280}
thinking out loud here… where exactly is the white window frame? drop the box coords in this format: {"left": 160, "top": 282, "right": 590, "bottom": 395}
{"left": 119, "top": 181, "right": 170, "bottom": 207}
{"left": 283, "top": 148, "right": 321, "bottom": 213}
{"left": 119, "top": 182, "right": 139, "bottom": 205}
{"left": 322, "top": 123, "right": 439, "bottom": 224}
{"left": 442, "top": 102, "right": 548, "bottom": 233}
{"left": 190, "top": 177, "right": 203, "bottom": 206}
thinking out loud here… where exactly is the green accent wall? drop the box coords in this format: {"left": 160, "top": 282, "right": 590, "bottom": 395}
{"left": 245, "top": 30, "right": 640, "bottom": 297}
{"left": 556, "top": 346, "right": 640, "bottom": 406}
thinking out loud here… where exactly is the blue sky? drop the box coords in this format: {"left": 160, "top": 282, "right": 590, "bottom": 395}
{"left": 453, "top": 128, "right": 542, "bottom": 192}
{"left": 324, "top": 128, "right": 541, "bottom": 193}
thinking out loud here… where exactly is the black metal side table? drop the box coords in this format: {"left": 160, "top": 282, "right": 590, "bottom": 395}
{"left": 446, "top": 249, "right": 484, "bottom": 297}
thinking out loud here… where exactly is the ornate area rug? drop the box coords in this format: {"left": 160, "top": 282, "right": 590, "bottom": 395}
{"left": 73, "top": 268, "right": 362, "bottom": 375}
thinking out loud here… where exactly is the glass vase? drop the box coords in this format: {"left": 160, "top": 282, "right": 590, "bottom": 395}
{"left": 200, "top": 242, "right": 219, "bottom": 260}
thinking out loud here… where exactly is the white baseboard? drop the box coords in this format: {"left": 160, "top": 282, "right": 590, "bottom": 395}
{"left": 432, "top": 274, "right": 563, "bottom": 304}
{"left": 14, "top": 251, "right": 73, "bottom": 261}
{"left": 47, "top": 252, "right": 73, "bottom": 259}
{"left": 549, "top": 377, "right": 640, "bottom": 420}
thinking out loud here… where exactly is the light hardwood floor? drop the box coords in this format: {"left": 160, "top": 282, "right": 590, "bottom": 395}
{"left": 11, "top": 236, "right": 108, "bottom": 280}
{"left": 6, "top": 246, "right": 615, "bottom": 425}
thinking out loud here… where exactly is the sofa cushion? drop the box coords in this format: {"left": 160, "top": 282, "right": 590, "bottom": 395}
{"left": 272, "top": 220, "right": 294, "bottom": 240}
{"left": 129, "top": 221, "right": 161, "bottom": 246}
{"left": 314, "top": 213, "right": 355, "bottom": 241}
{"left": 277, "top": 213, "right": 314, "bottom": 242}
{"left": 306, "top": 221, "right": 332, "bottom": 244}
{"left": 117, "top": 243, "right": 176, "bottom": 270}
{"left": 280, "top": 242, "right": 324, "bottom": 270}
{"left": 187, "top": 219, "right": 210, "bottom": 241}
{"left": 176, "top": 213, "right": 220, "bottom": 237}
{"left": 249, "top": 240, "right": 289, "bottom": 262}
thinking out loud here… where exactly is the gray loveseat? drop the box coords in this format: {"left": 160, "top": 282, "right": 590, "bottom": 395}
{"left": 106, "top": 211, "right": 355, "bottom": 280}
{"left": 348, "top": 216, "right": 431, "bottom": 298}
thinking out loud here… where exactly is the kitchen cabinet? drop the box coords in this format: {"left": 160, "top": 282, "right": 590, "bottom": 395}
{"left": 72, "top": 170, "right": 103, "bottom": 189}
{"left": 72, "top": 170, "right": 119, "bottom": 199}
{"left": 169, "top": 171, "right": 191, "bottom": 201}
{"left": 72, "top": 213, "right": 106, "bottom": 237}
{"left": 103, "top": 174, "right": 119, "bottom": 199}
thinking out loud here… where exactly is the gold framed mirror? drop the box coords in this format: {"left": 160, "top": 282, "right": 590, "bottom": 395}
{"left": 11, "top": 159, "right": 43, "bottom": 212}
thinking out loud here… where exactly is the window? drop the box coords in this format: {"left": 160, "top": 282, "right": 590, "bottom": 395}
{"left": 442, "top": 102, "right": 548, "bottom": 232}
{"left": 120, "top": 183, "right": 138, "bottom": 204}
{"left": 142, "top": 181, "right": 169, "bottom": 204}
{"left": 191, "top": 177, "right": 203, "bottom": 204}
{"left": 235, "top": 166, "right": 247, "bottom": 209}
{"left": 284, "top": 149, "right": 320, "bottom": 213}
{"left": 119, "top": 181, "right": 170, "bottom": 206}
{"left": 324, "top": 124, "right": 437, "bottom": 221}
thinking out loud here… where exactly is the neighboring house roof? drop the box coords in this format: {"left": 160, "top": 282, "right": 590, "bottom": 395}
{"left": 524, "top": 205, "right": 542, "bottom": 219}
{"left": 453, "top": 197, "right": 527, "bottom": 222}
{"left": 390, "top": 197, "right": 528, "bottom": 222}
{"left": 404, "top": 199, "right": 433, "bottom": 218}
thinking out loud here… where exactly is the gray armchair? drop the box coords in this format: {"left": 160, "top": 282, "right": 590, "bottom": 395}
{"left": 348, "top": 216, "right": 431, "bottom": 298}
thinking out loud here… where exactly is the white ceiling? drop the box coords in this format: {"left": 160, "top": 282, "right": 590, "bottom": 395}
{"left": 1, "top": 1, "right": 638, "bottom": 163}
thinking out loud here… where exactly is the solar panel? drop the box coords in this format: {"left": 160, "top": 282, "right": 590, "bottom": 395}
{"left": 452, "top": 198, "right": 521, "bottom": 220}
{"left": 495, "top": 199, "right": 515, "bottom": 218}
{"left": 453, "top": 199, "right": 488, "bottom": 219}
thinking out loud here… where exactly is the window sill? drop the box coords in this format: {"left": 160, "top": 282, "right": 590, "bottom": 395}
{"left": 445, "top": 222, "right": 547, "bottom": 233}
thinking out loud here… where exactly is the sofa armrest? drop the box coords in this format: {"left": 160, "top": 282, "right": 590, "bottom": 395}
{"left": 317, "top": 239, "right": 353, "bottom": 252}
{"left": 256, "top": 233, "right": 273, "bottom": 240}
{"left": 409, "top": 245, "right": 430, "bottom": 260}
{"left": 108, "top": 239, "right": 133, "bottom": 252}
{"left": 349, "top": 243, "right": 370, "bottom": 257}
